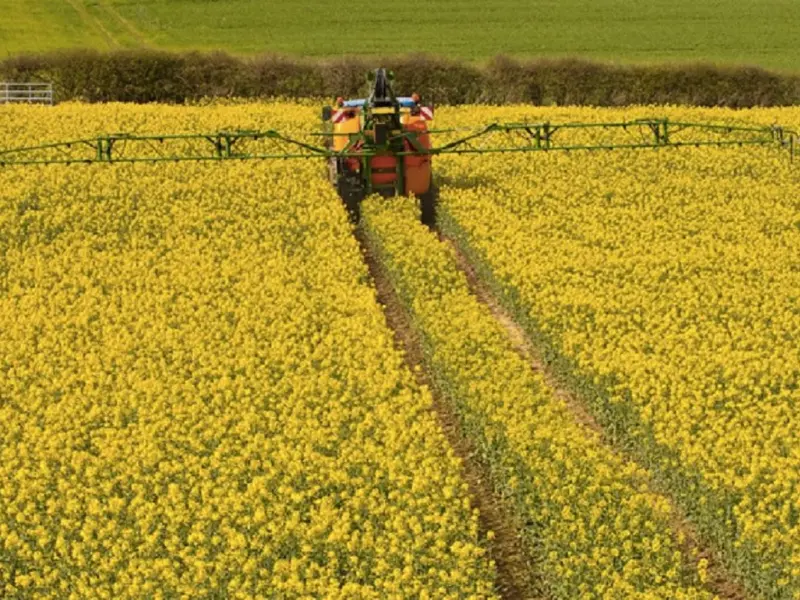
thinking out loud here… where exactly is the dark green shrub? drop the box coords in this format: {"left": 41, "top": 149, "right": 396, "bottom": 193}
{"left": 1, "top": 49, "right": 797, "bottom": 106}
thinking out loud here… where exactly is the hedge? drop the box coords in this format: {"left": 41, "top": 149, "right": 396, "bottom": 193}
{"left": 2, "top": 50, "right": 798, "bottom": 107}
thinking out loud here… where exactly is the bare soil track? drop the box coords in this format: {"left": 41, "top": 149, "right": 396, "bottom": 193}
{"left": 440, "top": 232, "right": 749, "bottom": 600}
{"left": 355, "top": 229, "right": 546, "bottom": 600}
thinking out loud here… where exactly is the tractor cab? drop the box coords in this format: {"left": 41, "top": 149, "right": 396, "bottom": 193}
{"left": 322, "top": 69, "right": 437, "bottom": 226}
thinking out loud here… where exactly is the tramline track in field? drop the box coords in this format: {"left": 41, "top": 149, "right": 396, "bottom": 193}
{"left": 437, "top": 225, "right": 749, "bottom": 600}
{"left": 360, "top": 196, "right": 751, "bottom": 599}
{"left": 355, "top": 227, "right": 545, "bottom": 600}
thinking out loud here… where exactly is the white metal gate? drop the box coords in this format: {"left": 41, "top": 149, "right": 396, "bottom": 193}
{"left": 0, "top": 82, "right": 54, "bottom": 105}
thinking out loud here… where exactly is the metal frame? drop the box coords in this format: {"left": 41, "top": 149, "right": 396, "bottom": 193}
{"left": 0, "top": 130, "right": 329, "bottom": 166}
{"left": 0, "top": 82, "right": 53, "bottom": 105}
{"left": 1, "top": 119, "right": 796, "bottom": 167}
{"left": 431, "top": 119, "right": 796, "bottom": 158}
{"left": 326, "top": 69, "right": 416, "bottom": 197}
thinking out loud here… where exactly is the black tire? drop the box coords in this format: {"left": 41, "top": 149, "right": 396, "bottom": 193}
{"left": 419, "top": 177, "right": 438, "bottom": 229}
{"left": 337, "top": 170, "right": 365, "bottom": 223}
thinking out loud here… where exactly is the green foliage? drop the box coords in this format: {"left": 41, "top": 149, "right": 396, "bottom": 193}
{"left": 2, "top": 51, "right": 799, "bottom": 107}
{"left": 2, "top": 0, "right": 799, "bottom": 72}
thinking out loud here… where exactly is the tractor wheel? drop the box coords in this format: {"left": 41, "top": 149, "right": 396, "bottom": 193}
{"left": 337, "top": 170, "right": 365, "bottom": 223}
{"left": 419, "top": 177, "right": 438, "bottom": 229}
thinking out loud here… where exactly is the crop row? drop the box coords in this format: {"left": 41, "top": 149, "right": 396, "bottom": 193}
{"left": 363, "top": 196, "right": 713, "bottom": 599}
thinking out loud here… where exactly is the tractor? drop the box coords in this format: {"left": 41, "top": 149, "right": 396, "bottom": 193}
{"left": 321, "top": 69, "right": 438, "bottom": 226}
{"left": 1, "top": 71, "right": 794, "bottom": 230}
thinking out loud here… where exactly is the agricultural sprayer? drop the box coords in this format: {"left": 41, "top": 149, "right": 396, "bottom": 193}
{"left": 0, "top": 68, "right": 796, "bottom": 227}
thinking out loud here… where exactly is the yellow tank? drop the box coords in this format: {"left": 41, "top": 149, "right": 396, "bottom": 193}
{"left": 401, "top": 112, "right": 433, "bottom": 128}
{"left": 400, "top": 110, "right": 415, "bottom": 126}
{"left": 333, "top": 110, "right": 361, "bottom": 152}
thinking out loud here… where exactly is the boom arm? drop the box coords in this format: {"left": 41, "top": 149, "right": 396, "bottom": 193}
{"left": 0, "top": 119, "right": 796, "bottom": 166}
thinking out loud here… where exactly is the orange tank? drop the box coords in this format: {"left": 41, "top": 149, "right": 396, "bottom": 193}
{"left": 402, "top": 119, "right": 432, "bottom": 196}
{"left": 370, "top": 154, "right": 397, "bottom": 188}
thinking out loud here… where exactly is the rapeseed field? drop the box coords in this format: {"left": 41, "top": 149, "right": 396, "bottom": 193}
{"left": 0, "top": 103, "right": 497, "bottom": 598}
{"left": 2, "top": 101, "right": 800, "bottom": 598}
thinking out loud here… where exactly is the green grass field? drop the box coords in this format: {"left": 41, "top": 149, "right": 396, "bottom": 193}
{"left": 2, "top": 0, "right": 799, "bottom": 71}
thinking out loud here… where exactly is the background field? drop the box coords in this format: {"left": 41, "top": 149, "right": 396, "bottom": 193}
{"left": 2, "top": 0, "right": 799, "bottom": 71}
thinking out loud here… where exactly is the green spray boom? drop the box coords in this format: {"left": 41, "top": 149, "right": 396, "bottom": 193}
{"left": 0, "top": 119, "right": 795, "bottom": 167}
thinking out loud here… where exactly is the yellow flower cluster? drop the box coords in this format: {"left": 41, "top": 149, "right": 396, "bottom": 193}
{"left": 363, "top": 197, "right": 713, "bottom": 599}
{"left": 435, "top": 105, "right": 800, "bottom": 598}
{"left": 0, "top": 103, "right": 497, "bottom": 598}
